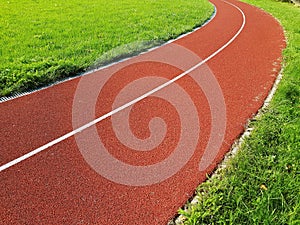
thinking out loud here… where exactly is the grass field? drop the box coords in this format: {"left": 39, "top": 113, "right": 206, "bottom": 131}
{"left": 0, "top": 0, "right": 213, "bottom": 97}
{"left": 177, "top": 0, "right": 300, "bottom": 224}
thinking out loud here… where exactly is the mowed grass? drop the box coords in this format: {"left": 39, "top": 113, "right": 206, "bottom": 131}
{"left": 0, "top": 0, "right": 214, "bottom": 97}
{"left": 177, "top": 0, "right": 300, "bottom": 224}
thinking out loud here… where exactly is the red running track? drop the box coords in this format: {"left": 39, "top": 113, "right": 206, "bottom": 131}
{"left": 0, "top": 0, "right": 285, "bottom": 224}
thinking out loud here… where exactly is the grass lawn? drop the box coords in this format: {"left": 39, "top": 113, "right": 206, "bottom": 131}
{"left": 177, "top": 0, "right": 300, "bottom": 224}
{"left": 0, "top": 0, "right": 213, "bottom": 97}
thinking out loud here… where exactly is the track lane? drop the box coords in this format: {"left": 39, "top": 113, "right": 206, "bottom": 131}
{"left": 0, "top": 0, "right": 246, "bottom": 173}
{"left": 0, "top": 0, "right": 243, "bottom": 168}
{"left": 0, "top": 0, "right": 285, "bottom": 224}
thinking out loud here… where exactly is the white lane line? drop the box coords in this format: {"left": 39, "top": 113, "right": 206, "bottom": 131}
{"left": 0, "top": 0, "right": 246, "bottom": 172}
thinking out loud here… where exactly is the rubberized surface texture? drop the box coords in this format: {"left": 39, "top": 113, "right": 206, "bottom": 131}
{"left": 0, "top": 0, "right": 285, "bottom": 224}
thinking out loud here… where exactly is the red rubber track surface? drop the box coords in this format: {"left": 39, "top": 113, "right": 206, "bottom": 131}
{"left": 0, "top": 0, "right": 285, "bottom": 224}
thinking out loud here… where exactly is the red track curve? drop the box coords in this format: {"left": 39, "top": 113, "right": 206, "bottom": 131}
{"left": 0, "top": 0, "right": 285, "bottom": 224}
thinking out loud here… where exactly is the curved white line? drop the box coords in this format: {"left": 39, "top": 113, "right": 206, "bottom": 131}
{"left": 0, "top": 0, "right": 246, "bottom": 172}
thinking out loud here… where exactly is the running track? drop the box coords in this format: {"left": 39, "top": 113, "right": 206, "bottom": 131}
{"left": 0, "top": 0, "right": 285, "bottom": 224}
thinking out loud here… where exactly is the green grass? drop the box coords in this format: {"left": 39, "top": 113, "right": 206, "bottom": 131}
{"left": 177, "top": 0, "right": 300, "bottom": 224}
{"left": 0, "top": 0, "right": 213, "bottom": 97}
